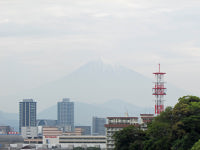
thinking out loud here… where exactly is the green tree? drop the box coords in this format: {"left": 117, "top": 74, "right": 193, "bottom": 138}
{"left": 144, "top": 95, "right": 200, "bottom": 150}
{"left": 143, "top": 107, "right": 173, "bottom": 150}
{"left": 113, "top": 125, "right": 146, "bottom": 150}
{"left": 171, "top": 96, "right": 200, "bottom": 150}
{"left": 191, "top": 139, "right": 200, "bottom": 150}
{"left": 114, "top": 95, "right": 200, "bottom": 150}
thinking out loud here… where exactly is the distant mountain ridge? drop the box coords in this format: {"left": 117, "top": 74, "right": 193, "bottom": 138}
{"left": 0, "top": 60, "right": 190, "bottom": 128}
{"left": 20, "top": 60, "right": 157, "bottom": 111}
{"left": 0, "top": 60, "right": 188, "bottom": 113}
{"left": 39, "top": 99, "right": 154, "bottom": 126}
{"left": 0, "top": 111, "right": 18, "bottom": 131}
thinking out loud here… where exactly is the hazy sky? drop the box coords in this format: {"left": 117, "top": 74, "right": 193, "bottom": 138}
{"left": 0, "top": 0, "right": 200, "bottom": 98}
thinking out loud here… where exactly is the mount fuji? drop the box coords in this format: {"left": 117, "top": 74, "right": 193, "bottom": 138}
{"left": 0, "top": 60, "right": 189, "bottom": 128}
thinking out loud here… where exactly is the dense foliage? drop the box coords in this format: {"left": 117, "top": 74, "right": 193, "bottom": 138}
{"left": 113, "top": 96, "right": 200, "bottom": 150}
{"left": 191, "top": 139, "right": 200, "bottom": 150}
{"left": 113, "top": 125, "right": 146, "bottom": 150}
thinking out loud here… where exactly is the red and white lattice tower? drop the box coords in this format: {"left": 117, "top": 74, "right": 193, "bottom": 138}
{"left": 153, "top": 64, "right": 166, "bottom": 115}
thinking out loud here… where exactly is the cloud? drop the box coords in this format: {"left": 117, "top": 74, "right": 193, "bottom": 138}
{"left": 0, "top": 0, "right": 199, "bottom": 105}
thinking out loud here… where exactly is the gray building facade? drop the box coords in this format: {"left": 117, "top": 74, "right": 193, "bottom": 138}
{"left": 19, "top": 99, "right": 37, "bottom": 133}
{"left": 57, "top": 98, "right": 74, "bottom": 131}
{"left": 92, "top": 117, "right": 106, "bottom": 135}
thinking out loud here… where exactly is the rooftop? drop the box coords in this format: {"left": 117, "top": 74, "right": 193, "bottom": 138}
{"left": 107, "top": 117, "right": 138, "bottom": 119}
{"left": 22, "top": 99, "right": 34, "bottom": 102}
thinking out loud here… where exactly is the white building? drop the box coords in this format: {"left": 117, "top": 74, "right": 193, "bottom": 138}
{"left": 42, "top": 135, "right": 106, "bottom": 149}
{"left": 105, "top": 117, "right": 139, "bottom": 150}
{"left": 140, "top": 114, "right": 154, "bottom": 124}
{"left": 41, "top": 127, "right": 106, "bottom": 149}
{"left": 140, "top": 114, "right": 154, "bottom": 130}
{"left": 21, "top": 127, "right": 38, "bottom": 139}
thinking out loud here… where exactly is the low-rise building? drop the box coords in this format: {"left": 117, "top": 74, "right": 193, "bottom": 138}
{"left": 140, "top": 114, "right": 154, "bottom": 130}
{"left": 140, "top": 114, "right": 154, "bottom": 124}
{"left": 41, "top": 126, "right": 106, "bottom": 148}
{"left": 63, "top": 128, "right": 83, "bottom": 136}
{"left": 105, "top": 117, "right": 139, "bottom": 150}
{"left": 0, "top": 126, "right": 13, "bottom": 134}
{"left": 42, "top": 127, "right": 62, "bottom": 144}
{"left": 21, "top": 127, "right": 38, "bottom": 139}
{"left": 24, "top": 137, "right": 42, "bottom": 144}
{"left": 75, "top": 126, "right": 91, "bottom": 135}
{"left": 11, "top": 135, "right": 106, "bottom": 149}
{"left": 59, "top": 135, "right": 106, "bottom": 149}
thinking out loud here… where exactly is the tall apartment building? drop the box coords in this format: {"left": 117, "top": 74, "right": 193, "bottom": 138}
{"left": 105, "top": 117, "right": 139, "bottom": 150}
{"left": 57, "top": 98, "right": 74, "bottom": 132}
{"left": 19, "top": 99, "right": 37, "bottom": 133}
{"left": 92, "top": 117, "right": 106, "bottom": 135}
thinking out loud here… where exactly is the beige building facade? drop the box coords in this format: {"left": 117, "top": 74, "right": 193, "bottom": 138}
{"left": 105, "top": 117, "right": 139, "bottom": 150}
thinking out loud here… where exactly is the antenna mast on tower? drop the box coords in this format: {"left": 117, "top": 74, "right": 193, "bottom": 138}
{"left": 153, "top": 64, "right": 166, "bottom": 115}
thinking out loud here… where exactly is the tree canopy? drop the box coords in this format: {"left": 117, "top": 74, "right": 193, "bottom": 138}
{"left": 191, "top": 139, "right": 200, "bottom": 150}
{"left": 113, "top": 125, "right": 146, "bottom": 150}
{"left": 113, "top": 95, "right": 200, "bottom": 150}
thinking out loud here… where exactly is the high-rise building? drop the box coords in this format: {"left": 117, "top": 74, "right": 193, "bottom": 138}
{"left": 19, "top": 99, "right": 37, "bottom": 133}
{"left": 57, "top": 98, "right": 74, "bottom": 132}
{"left": 92, "top": 117, "right": 106, "bottom": 135}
